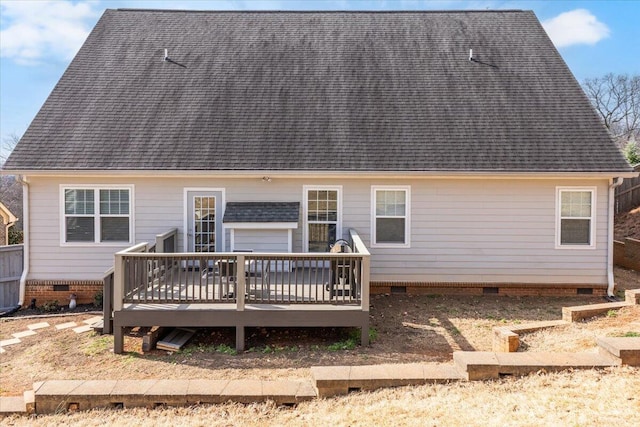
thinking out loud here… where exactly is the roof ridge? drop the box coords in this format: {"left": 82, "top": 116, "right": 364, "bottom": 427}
{"left": 114, "top": 8, "right": 527, "bottom": 14}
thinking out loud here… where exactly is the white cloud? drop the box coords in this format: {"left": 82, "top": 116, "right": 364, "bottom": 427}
{"left": 0, "top": 0, "right": 101, "bottom": 65}
{"left": 542, "top": 9, "right": 610, "bottom": 48}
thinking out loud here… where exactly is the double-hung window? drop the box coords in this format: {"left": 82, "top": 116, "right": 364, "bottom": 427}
{"left": 556, "top": 187, "right": 595, "bottom": 248}
{"left": 372, "top": 186, "right": 410, "bottom": 247}
{"left": 62, "top": 186, "right": 133, "bottom": 244}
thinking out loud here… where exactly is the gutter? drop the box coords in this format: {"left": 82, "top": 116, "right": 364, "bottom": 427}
{"left": 607, "top": 177, "right": 624, "bottom": 297}
{"left": 16, "top": 175, "right": 29, "bottom": 306}
{"left": 2, "top": 169, "right": 639, "bottom": 179}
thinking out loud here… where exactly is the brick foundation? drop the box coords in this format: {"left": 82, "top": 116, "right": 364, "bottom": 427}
{"left": 370, "top": 281, "right": 608, "bottom": 297}
{"left": 24, "top": 280, "right": 103, "bottom": 308}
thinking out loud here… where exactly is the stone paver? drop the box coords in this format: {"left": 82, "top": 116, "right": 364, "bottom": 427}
{"left": 72, "top": 325, "right": 93, "bottom": 334}
{"left": 0, "top": 396, "right": 25, "bottom": 415}
{"left": 295, "top": 381, "right": 318, "bottom": 401}
{"left": 0, "top": 338, "right": 21, "bottom": 347}
{"left": 221, "top": 380, "right": 263, "bottom": 403}
{"left": 562, "top": 301, "right": 631, "bottom": 322}
{"left": 110, "top": 379, "right": 158, "bottom": 408}
{"left": 65, "top": 380, "right": 118, "bottom": 411}
{"left": 83, "top": 316, "right": 103, "bottom": 325}
{"left": 0, "top": 347, "right": 5, "bottom": 354}
{"left": 453, "top": 351, "right": 500, "bottom": 380}
{"left": 186, "top": 379, "right": 230, "bottom": 404}
{"left": 262, "top": 380, "right": 307, "bottom": 404}
{"left": 12, "top": 330, "right": 37, "bottom": 339}
{"left": 34, "top": 380, "right": 88, "bottom": 415}
{"left": 597, "top": 337, "right": 640, "bottom": 366}
{"left": 312, "top": 363, "right": 464, "bottom": 397}
{"left": 55, "top": 322, "right": 78, "bottom": 330}
{"left": 146, "top": 379, "right": 189, "bottom": 407}
{"left": 27, "top": 322, "right": 50, "bottom": 330}
{"left": 35, "top": 379, "right": 85, "bottom": 396}
{"left": 111, "top": 379, "right": 157, "bottom": 396}
{"left": 423, "top": 364, "right": 465, "bottom": 381}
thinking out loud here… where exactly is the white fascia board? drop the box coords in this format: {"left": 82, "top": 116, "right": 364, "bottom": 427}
{"left": 9, "top": 170, "right": 640, "bottom": 179}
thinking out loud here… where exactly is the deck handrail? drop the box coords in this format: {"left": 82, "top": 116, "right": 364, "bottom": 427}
{"left": 349, "top": 229, "right": 370, "bottom": 256}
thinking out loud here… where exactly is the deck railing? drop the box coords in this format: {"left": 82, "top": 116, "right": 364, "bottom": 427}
{"left": 112, "top": 229, "right": 370, "bottom": 311}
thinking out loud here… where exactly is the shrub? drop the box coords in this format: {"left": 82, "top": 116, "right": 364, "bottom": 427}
{"left": 94, "top": 290, "right": 104, "bottom": 308}
{"left": 8, "top": 228, "right": 23, "bottom": 245}
{"left": 41, "top": 300, "right": 60, "bottom": 312}
{"left": 623, "top": 140, "right": 640, "bottom": 165}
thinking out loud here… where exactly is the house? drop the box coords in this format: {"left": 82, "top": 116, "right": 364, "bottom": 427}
{"left": 0, "top": 202, "right": 18, "bottom": 246}
{"left": 3, "top": 9, "right": 636, "bottom": 351}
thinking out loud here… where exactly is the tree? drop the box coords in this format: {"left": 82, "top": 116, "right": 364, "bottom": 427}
{"left": 0, "top": 134, "right": 23, "bottom": 235}
{"left": 582, "top": 73, "right": 640, "bottom": 149}
{"left": 623, "top": 140, "right": 640, "bottom": 166}
{"left": 0, "top": 133, "right": 20, "bottom": 166}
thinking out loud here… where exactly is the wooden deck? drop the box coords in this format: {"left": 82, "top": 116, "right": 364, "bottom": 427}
{"left": 106, "top": 229, "right": 370, "bottom": 352}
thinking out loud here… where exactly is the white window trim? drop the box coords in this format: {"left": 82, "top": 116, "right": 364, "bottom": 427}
{"left": 302, "top": 185, "right": 342, "bottom": 252}
{"left": 371, "top": 185, "right": 411, "bottom": 248}
{"left": 555, "top": 186, "right": 596, "bottom": 250}
{"left": 60, "top": 184, "right": 135, "bottom": 246}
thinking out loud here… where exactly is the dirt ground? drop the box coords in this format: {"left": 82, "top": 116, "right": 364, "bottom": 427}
{"left": 1, "top": 267, "right": 638, "bottom": 398}
{"left": 615, "top": 205, "right": 640, "bottom": 240}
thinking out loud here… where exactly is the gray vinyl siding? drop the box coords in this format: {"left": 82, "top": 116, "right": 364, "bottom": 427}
{"left": 26, "top": 176, "right": 610, "bottom": 285}
{"left": 233, "top": 229, "right": 289, "bottom": 252}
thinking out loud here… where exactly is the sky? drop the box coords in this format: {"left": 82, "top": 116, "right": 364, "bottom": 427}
{"left": 1, "top": 0, "right": 639, "bottom": 151}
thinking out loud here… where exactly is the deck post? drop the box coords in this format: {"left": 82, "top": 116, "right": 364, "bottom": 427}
{"left": 361, "top": 324, "right": 369, "bottom": 346}
{"left": 236, "top": 325, "right": 245, "bottom": 352}
{"left": 114, "top": 326, "right": 124, "bottom": 354}
{"left": 102, "top": 268, "right": 114, "bottom": 334}
{"left": 361, "top": 254, "right": 370, "bottom": 311}
{"left": 236, "top": 255, "right": 245, "bottom": 311}
{"left": 361, "top": 254, "right": 370, "bottom": 346}
{"left": 113, "top": 252, "right": 124, "bottom": 311}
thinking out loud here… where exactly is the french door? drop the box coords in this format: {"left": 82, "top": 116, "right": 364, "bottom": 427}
{"left": 186, "top": 190, "right": 223, "bottom": 253}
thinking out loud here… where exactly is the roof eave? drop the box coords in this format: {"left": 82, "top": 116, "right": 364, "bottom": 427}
{"left": 5, "top": 169, "right": 639, "bottom": 179}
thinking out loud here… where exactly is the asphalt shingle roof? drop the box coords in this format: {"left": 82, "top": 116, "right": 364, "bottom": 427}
{"left": 3, "top": 9, "right": 633, "bottom": 173}
{"left": 223, "top": 202, "right": 300, "bottom": 223}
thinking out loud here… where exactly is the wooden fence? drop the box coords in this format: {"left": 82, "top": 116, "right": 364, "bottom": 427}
{"left": 615, "top": 165, "right": 640, "bottom": 214}
{"left": 0, "top": 244, "right": 23, "bottom": 309}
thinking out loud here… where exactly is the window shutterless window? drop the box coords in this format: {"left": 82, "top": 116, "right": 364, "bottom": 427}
{"left": 556, "top": 187, "right": 595, "bottom": 248}
{"left": 62, "top": 186, "right": 133, "bottom": 244}
{"left": 372, "top": 186, "right": 410, "bottom": 247}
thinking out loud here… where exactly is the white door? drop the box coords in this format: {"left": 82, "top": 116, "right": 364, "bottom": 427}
{"left": 187, "top": 191, "right": 223, "bottom": 252}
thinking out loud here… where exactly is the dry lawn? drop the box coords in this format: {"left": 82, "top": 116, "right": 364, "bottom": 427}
{"left": 1, "top": 267, "right": 639, "bottom": 425}
{"left": 2, "top": 367, "right": 639, "bottom": 427}
{"left": 615, "top": 205, "right": 640, "bottom": 240}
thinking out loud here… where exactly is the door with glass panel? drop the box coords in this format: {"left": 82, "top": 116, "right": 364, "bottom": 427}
{"left": 187, "top": 191, "right": 223, "bottom": 253}
{"left": 305, "top": 188, "right": 341, "bottom": 252}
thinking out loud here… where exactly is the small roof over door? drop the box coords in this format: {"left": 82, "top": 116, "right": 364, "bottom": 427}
{"left": 223, "top": 202, "right": 299, "bottom": 228}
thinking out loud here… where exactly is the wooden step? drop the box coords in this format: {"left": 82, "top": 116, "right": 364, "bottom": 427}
{"left": 156, "top": 328, "right": 196, "bottom": 352}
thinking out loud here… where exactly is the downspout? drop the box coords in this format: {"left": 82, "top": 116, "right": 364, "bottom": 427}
{"left": 16, "top": 175, "right": 29, "bottom": 307}
{"left": 607, "top": 177, "right": 624, "bottom": 297}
